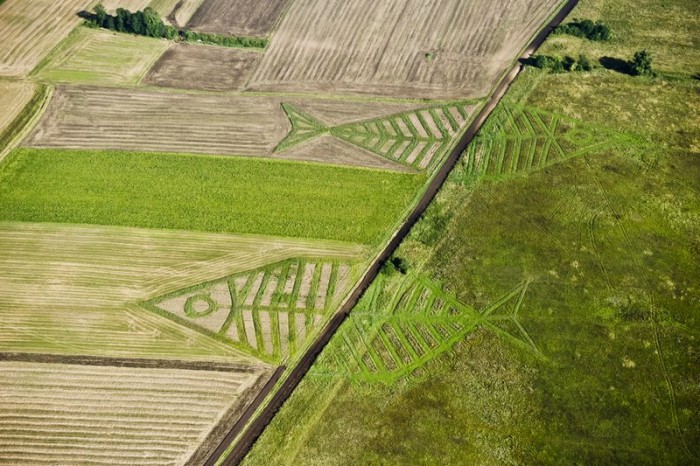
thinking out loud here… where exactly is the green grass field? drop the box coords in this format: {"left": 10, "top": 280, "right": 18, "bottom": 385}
{"left": 32, "top": 26, "right": 170, "bottom": 86}
{"left": 241, "top": 0, "right": 700, "bottom": 463}
{"left": 0, "top": 148, "right": 425, "bottom": 244}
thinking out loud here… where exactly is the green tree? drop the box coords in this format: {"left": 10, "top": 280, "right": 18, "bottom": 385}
{"left": 93, "top": 2, "right": 107, "bottom": 26}
{"left": 630, "top": 50, "right": 654, "bottom": 76}
{"left": 142, "top": 7, "right": 163, "bottom": 37}
{"left": 578, "top": 54, "right": 592, "bottom": 71}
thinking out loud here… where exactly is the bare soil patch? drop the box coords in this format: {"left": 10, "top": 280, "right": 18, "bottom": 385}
{"left": 145, "top": 44, "right": 261, "bottom": 91}
{"left": 187, "top": 0, "right": 290, "bottom": 37}
{"left": 25, "top": 86, "right": 422, "bottom": 170}
{"left": 248, "top": 0, "right": 562, "bottom": 99}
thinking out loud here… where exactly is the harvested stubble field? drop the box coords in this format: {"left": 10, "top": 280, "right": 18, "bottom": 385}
{"left": 0, "top": 0, "right": 151, "bottom": 76}
{"left": 0, "top": 221, "right": 364, "bottom": 359}
{"left": 147, "top": 0, "right": 206, "bottom": 26}
{"left": 248, "top": 0, "right": 563, "bottom": 99}
{"left": 25, "top": 86, "right": 438, "bottom": 170}
{"left": 186, "top": 0, "right": 290, "bottom": 37}
{"left": 0, "top": 82, "right": 36, "bottom": 135}
{"left": 0, "top": 361, "right": 271, "bottom": 465}
{"left": 33, "top": 27, "right": 170, "bottom": 87}
{"left": 145, "top": 44, "right": 261, "bottom": 91}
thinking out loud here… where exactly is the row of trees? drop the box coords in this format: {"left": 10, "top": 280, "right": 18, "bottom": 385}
{"left": 84, "top": 4, "right": 178, "bottom": 39}
{"left": 556, "top": 19, "right": 612, "bottom": 41}
{"left": 81, "top": 3, "right": 267, "bottom": 48}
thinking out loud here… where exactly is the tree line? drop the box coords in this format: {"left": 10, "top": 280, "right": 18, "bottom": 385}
{"left": 80, "top": 3, "right": 267, "bottom": 48}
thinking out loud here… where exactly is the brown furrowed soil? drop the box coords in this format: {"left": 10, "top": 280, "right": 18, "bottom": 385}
{"left": 24, "top": 86, "right": 425, "bottom": 170}
{"left": 0, "top": 0, "right": 150, "bottom": 77}
{"left": 0, "top": 360, "right": 272, "bottom": 465}
{"left": 186, "top": 0, "right": 290, "bottom": 37}
{"left": 248, "top": 0, "right": 562, "bottom": 99}
{"left": 145, "top": 44, "right": 262, "bottom": 91}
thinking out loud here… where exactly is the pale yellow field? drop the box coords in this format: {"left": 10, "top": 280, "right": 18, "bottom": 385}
{"left": 0, "top": 221, "right": 365, "bottom": 360}
{"left": 0, "top": 361, "right": 270, "bottom": 465}
{"left": 249, "top": 0, "right": 563, "bottom": 99}
{"left": 0, "top": 0, "right": 150, "bottom": 77}
{"left": 0, "top": 81, "right": 35, "bottom": 135}
{"left": 33, "top": 27, "right": 170, "bottom": 86}
{"left": 148, "top": 0, "right": 206, "bottom": 27}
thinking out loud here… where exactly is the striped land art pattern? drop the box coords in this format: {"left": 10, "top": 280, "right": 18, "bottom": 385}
{"left": 464, "top": 105, "right": 626, "bottom": 179}
{"left": 275, "top": 101, "right": 478, "bottom": 172}
{"left": 319, "top": 275, "right": 543, "bottom": 384}
{"left": 144, "top": 258, "right": 355, "bottom": 363}
{"left": 0, "top": 361, "right": 268, "bottom": 465}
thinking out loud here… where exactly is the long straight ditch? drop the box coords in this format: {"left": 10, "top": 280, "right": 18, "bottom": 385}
{"left": 209, "top": 0, "right": 580, "bottom": 463}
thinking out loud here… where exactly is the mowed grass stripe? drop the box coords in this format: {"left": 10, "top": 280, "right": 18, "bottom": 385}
{"left": 0, "top": 148, "right": 425, "bottom": 244}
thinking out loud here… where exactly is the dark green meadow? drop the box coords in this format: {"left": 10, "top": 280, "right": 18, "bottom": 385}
{"left": 0, "top": 148, "right": 425, "bottom": 244}
{"left": 242, "top": 0, "right": 699, "bottom": 463}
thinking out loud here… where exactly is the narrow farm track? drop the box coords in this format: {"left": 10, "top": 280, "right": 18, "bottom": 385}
{"left": 209, "top": 0, "right": 579, "bottom": 463}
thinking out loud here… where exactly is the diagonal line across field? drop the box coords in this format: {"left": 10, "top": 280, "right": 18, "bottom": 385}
{"left": 211, "top": 0, "right": 580, "bottom": 463}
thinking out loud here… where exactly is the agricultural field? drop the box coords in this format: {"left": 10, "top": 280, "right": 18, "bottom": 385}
{"left": 0, "top": 0, "right": 150, "bottom": 76}
{"left": 0, "top": 82, "right": 36, "bottom": 136}
{"left": 186, "top": 0, "right": 290, "bottom": 37}
{"left": 0, "top": 360, "right": 272, "bottom": 464}
{"left": 144, "top": 44, "right": 261, "bottom": 91}
{"left": 0, "top": 221, "right": 364, "bottom": 359}
{"left": 0, "top": 0, "right": 592, "bottom": 463}
{"left": 0, "top": 148, "right": 424, "bottom": 243}
{"left": 243, "top": 0, "right": 700, "bottom": 464}
{"left": 32, "top": 27, "right": 170, "bottom": 87}
{"left": 25, "top": 86, "right": 476, "bottom": 171}
{"left": 248, "top": 0, "right": 562, "bottom": 99}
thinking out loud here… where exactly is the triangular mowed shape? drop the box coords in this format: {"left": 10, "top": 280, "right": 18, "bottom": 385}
{"left": 274, "top": 103, "right": 329, "bottom": 152}
{"left": 482, "top": 280, "right": 543, "bottom": 357}
{"left": 143, "top": 258, "right": 355, "bottom": 363}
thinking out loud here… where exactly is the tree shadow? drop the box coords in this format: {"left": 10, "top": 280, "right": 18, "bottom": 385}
{"left": 599, "top": 56, "right": 633, "bottom": 75}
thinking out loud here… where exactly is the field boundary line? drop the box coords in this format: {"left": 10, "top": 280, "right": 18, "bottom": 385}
{"left": 209, "top": 0, "right": 580, "bottom": 464}
{"left": 0, "top": 352, "right": 268, "bottom": 373}
{"left": 0, "top": 84, "right": 52, "bottom": 162}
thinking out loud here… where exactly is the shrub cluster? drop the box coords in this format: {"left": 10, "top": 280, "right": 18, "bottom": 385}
{"left": 82, "top": 4, "right": 178, "bottom": 39}
{"left": 80, "top": 3, "right": 267, "bottom": 49}
{"left": 630, "top": 50, "right": 654, "bottom": 76}
{"left": 556, "top": 19, "right": 611, "bottom": 41}
{"left": 181, "top": 30, "right": 267, "bottom": 48}
{"left": 524, "top": 54, "right": 593, "bottom": 73}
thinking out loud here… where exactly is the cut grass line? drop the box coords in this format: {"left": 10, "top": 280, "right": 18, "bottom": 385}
{"left": 0, "top": 84, "right": 52, "bottom": 162}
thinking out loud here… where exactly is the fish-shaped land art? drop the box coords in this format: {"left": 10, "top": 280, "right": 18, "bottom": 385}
{"left": 275, "top": 101, "right": 478, "bottom": 172}
{"left": 142, "top": 258, "right": 354, "bottom": 364}
{"left": 464, "top": 104, "right": 629, "bottom": 179}
{"left": 317, "top": 276, "right": 542, "bottom": 385}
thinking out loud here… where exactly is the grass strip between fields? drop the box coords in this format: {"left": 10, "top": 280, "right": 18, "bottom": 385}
{"left": 0, "top": 148, "right": 425, "bottom": 244}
